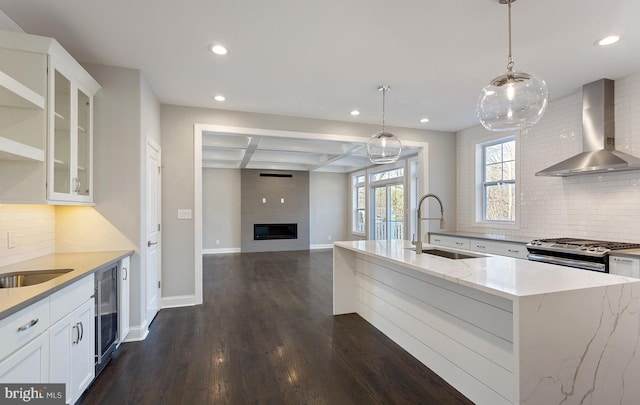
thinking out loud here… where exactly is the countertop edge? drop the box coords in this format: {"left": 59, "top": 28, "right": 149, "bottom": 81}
{"left": 0, "top": 250, "right": 134, "bottom": 320}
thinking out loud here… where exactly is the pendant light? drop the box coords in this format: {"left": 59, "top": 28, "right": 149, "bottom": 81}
{"left": 367, "top": 85, "right": 402, "bottom": 164}
{"left": 477, "top": 0, "right": 548, "bottom": 132}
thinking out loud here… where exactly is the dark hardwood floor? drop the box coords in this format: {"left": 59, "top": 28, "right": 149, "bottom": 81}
{"left": 80, "top": 250, "right": 473, "bottom": 405}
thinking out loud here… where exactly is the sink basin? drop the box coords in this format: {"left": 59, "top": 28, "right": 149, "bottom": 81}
{"left": 0, "top": 269, "right": 73, "bottom": 288}
{"left": 406, "top": 247, "right": 484, "bottom": 260}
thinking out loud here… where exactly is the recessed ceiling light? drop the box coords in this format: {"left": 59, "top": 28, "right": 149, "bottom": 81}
{"left": 214, "top": 95, "right": 226, "bottom": 102}
{"left": 210, "top": 45, "right": 228, "bottom": 55}
{"left": 595, "top": 35, "right": 620, "bottom": 46}
{"left": 420, "top": 118, "right": 430, "bottom": 123}
{"left": 350, "top": 110, "right": 360, "bottom": 116}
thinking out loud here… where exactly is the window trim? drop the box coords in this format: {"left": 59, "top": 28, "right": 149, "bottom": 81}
{"left": 474, "top": 134, "right": 520, "bottom": 230}
{"left": 351, "top": 170, "right": 367, "bottom": 236}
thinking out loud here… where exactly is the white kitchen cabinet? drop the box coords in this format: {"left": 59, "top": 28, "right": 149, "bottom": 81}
{"left": 0, "top": 297, "right": 50, "bottom": 383}
{"left": 431, "top": 233, "right": 529, "bottom": 259}
{"left": 48, "top": 63, "right": 97, "bottom": 203}
{"left": 0, "top": 332, "right": 49, "bottom": 383}
{"left": 610, "top": 256, "right": 640, "bottom": 278}
{"left": 0, "top": 30, "right": 100, "bottom": 204}
{"left": 429, "top": 234, "right": 470, "bottom": 250}
{"left": 471, "top": 240, "right": 528, "bottom": 259}
{"left": 50, "top": 298, "right": 94, "bottom": 404}
{"left": 118, "top": 255, "right": 131, "bottom": 343}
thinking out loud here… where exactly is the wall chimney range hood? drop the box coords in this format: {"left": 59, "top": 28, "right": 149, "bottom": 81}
{"left": 535, "top": 79, "right": 640, "bottom": 177}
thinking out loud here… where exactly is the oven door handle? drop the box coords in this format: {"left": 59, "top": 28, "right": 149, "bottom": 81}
{"left": 527, "top": 253, "right": 606, "bottom": 272}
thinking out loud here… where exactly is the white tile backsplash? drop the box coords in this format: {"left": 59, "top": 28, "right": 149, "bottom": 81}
{"left": 0, "top": 205, "right": 55, "bottom": 267}
{"left": 457, "top": 72, "right": 640, "bottom": 243}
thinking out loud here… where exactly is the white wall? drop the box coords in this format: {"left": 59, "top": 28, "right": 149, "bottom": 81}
{"left": 310, "top": 172, "right": 348, "bottom": 247}
{"left": 456, "top": 72, "right": 640, "bottom": 242}
{"left": 202, "top": 168, "right": 241, "bottom": 251}
{"left": 162, "top": 105, "right": 456, "bottom": 298}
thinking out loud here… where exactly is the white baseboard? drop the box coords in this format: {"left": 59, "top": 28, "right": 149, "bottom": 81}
{"left": 125, "top": 321, "right": 149, "bottom": 342}
{"left": 310, "top": 244, "right": 333, "bottom": 250}
{"left": 203, "top": 247, "right": 241, "bottom": 255}
{"left": 161, "top": 294, "right": 199, "bottom": 308}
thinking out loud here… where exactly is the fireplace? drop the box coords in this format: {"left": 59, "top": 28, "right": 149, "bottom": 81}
{"left": 254, "top": 223, "right": 298, "bottom": 240}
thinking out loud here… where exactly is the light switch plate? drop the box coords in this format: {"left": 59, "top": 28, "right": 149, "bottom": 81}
{"left": 177, "top": 209, "right": 192, "bottom": 219}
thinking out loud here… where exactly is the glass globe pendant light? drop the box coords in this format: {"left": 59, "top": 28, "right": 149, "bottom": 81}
{"left": 477, "top": 0, "right": 548, "bottom": 131}
{"left": 367, "top": 85, "right": 402, "bottom": 164}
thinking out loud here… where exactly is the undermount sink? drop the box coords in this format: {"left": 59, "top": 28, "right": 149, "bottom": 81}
{"left": 407, "top": 247, "right": 484, "bottom": 260}
{"left": 0, "top": 269, "right": 73, "bottom": 288}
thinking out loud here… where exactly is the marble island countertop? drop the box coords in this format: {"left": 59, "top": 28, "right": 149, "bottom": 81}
{"left": 0, "top": 250, "right": 133, "bottom": 319}
{"left": 334, "top": 240, "right": 640, "bottom": 300}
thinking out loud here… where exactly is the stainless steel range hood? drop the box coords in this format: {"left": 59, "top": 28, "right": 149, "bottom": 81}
{"left": 535, "top": 79, "right": 640, "bottom": 177}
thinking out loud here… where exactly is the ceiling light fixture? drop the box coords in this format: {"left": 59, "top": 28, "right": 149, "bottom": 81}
{"left": 477, "top": 0, "right": 548, "bottom": 132}
{"left": 420, "top": 118, "right": 430, "bottom": 123}
{"left": 214, "top": 95, "right": 226, "bottom": 102}
{"left": 210, "top": 45, "right": 228, "bottom": 55}
{"left": 367, "top": 85, "right": 402, "bottom": 164}
{"left": 350, "top": 110, "right": 360, "bottom": 116}
{"left": 595, "top": 35, "right": 620, "bottom": 46}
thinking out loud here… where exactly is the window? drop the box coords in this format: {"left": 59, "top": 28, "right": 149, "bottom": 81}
{"left": 482, "top": 137, "right": 515, "bottom": 221}
{"left": 352, "top": 173, "right": 366, "bottom": 234}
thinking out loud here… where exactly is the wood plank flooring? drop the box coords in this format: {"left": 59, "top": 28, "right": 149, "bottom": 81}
{"left": 79, "top": 250, "right": 473, "bottom": 404}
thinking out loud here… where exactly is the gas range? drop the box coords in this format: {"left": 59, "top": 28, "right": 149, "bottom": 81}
{"left": 526, "top": 237, "right": 640, "bottom": 272}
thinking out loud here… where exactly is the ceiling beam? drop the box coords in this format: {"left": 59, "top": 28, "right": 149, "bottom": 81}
{"left": 308, "top": 144, "right": 365, "bottom": 171}
{"left": 239, "top": 136, "right": 261, "bottom": 168}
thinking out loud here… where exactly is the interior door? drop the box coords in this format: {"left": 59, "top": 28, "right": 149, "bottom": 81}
{"left": 146, "top": 140, "right": 161, "bottom": 324}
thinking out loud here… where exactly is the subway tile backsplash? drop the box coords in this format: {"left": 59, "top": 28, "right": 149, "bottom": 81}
{"left": 0, "top": 205, "right": 55, "bottom": 267}
{"left": 456, "top": 72, "right": 640, "bottom": 243}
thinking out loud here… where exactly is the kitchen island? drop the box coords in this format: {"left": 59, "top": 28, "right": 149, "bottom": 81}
{"left": 333, "top": 240, "right": 640, "bottom": 405}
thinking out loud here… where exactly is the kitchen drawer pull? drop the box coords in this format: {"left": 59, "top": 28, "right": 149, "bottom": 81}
{"left": 17, "top": 318, "right": 39, "bottom": 332}
{"left": 477, "top": 245, "right": 486, "bottom": 249}
{"left": 148, "top": 240, "right": 158, "bottom": 247}
{"left": 613, "top": 257, "right": 633, "bottom": 263}
{"left": 508, "top": 249, "right": 520, "bottom": 253}
{"left": 456, "top": 242, "right": 463, "bottom": 246}
{"left": 78, "top": 322, "right": 84, "bottom": 342}
{"left": 72, "top": 324, "right": 79, "bottom": 344}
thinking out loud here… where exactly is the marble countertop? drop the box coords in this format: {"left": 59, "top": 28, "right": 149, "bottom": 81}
{"left": 334, "top": 240, "right": 640, "bottom": 300}
{"left": 0, "top": 250, "right": 133, "bottom": 319}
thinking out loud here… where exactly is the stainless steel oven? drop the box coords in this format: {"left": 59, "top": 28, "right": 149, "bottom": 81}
{"left": 95, "top": 264, "right": 118, "bottom": 376}
{"left": 526, "top": 238, "right": 640, "bottom": 272}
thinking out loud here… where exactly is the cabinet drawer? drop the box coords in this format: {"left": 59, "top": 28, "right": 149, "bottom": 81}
{"left": 500, "top": 243, "right": 528, "bottom": 259}
{"left": 610, "top": 256, "right": 640, "bottom": 278}
{"left": 50, "top": 274, "right": 94, "bottom": 324}
{"left": 0, "top": 298, "right": 49, "bottom": 362}
{"left": 430, "top": 235, "right": 470, "bottom": 250}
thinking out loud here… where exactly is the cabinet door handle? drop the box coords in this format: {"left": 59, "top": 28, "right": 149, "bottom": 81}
{"left": 78, "top": 321, "right": 84, "bottom": 342}
{"left": 123, "top": 267, "right": 128, "bottom": 280}
{"left": 148, "top": 240, "right": 158, "bottom": 247}
{"left": 72, "top": 324, "right": 79, "bottom": 344}
{"left": 17, "top": 318, "right": 39, "bottom": 332}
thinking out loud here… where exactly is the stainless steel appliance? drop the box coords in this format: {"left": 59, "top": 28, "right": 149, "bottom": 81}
{"left": 526, "top": 237, "right": 640, "bottom": 272}
{"left": 94, "top": 264, "right": 118, "bottom": 376}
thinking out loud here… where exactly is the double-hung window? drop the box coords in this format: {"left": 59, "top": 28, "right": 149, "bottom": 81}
{"left": 352, "top": 173, "right": 366, "bottom": 234}
{"left": 482, "top": 137, "right": 516, "bottom": 222}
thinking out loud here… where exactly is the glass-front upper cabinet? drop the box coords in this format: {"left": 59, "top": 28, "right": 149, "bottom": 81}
{"left": 48, "top": 62, "right": 95, "bottom": 203}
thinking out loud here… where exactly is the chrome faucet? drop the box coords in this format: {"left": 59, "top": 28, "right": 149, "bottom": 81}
{"left": 414, "top": 193, "right": 445, "bottom": 254}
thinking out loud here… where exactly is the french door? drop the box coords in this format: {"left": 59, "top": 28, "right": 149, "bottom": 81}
{"left": 372, "top": 184, "right": 404, "bottom": 240}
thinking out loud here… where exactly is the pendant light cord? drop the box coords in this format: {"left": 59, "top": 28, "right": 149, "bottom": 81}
{"left": 382, "top": 88, "right": 386, "bottom": 132}
{"left": 507, "top": 0, "right": 514, "bottom": 72}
